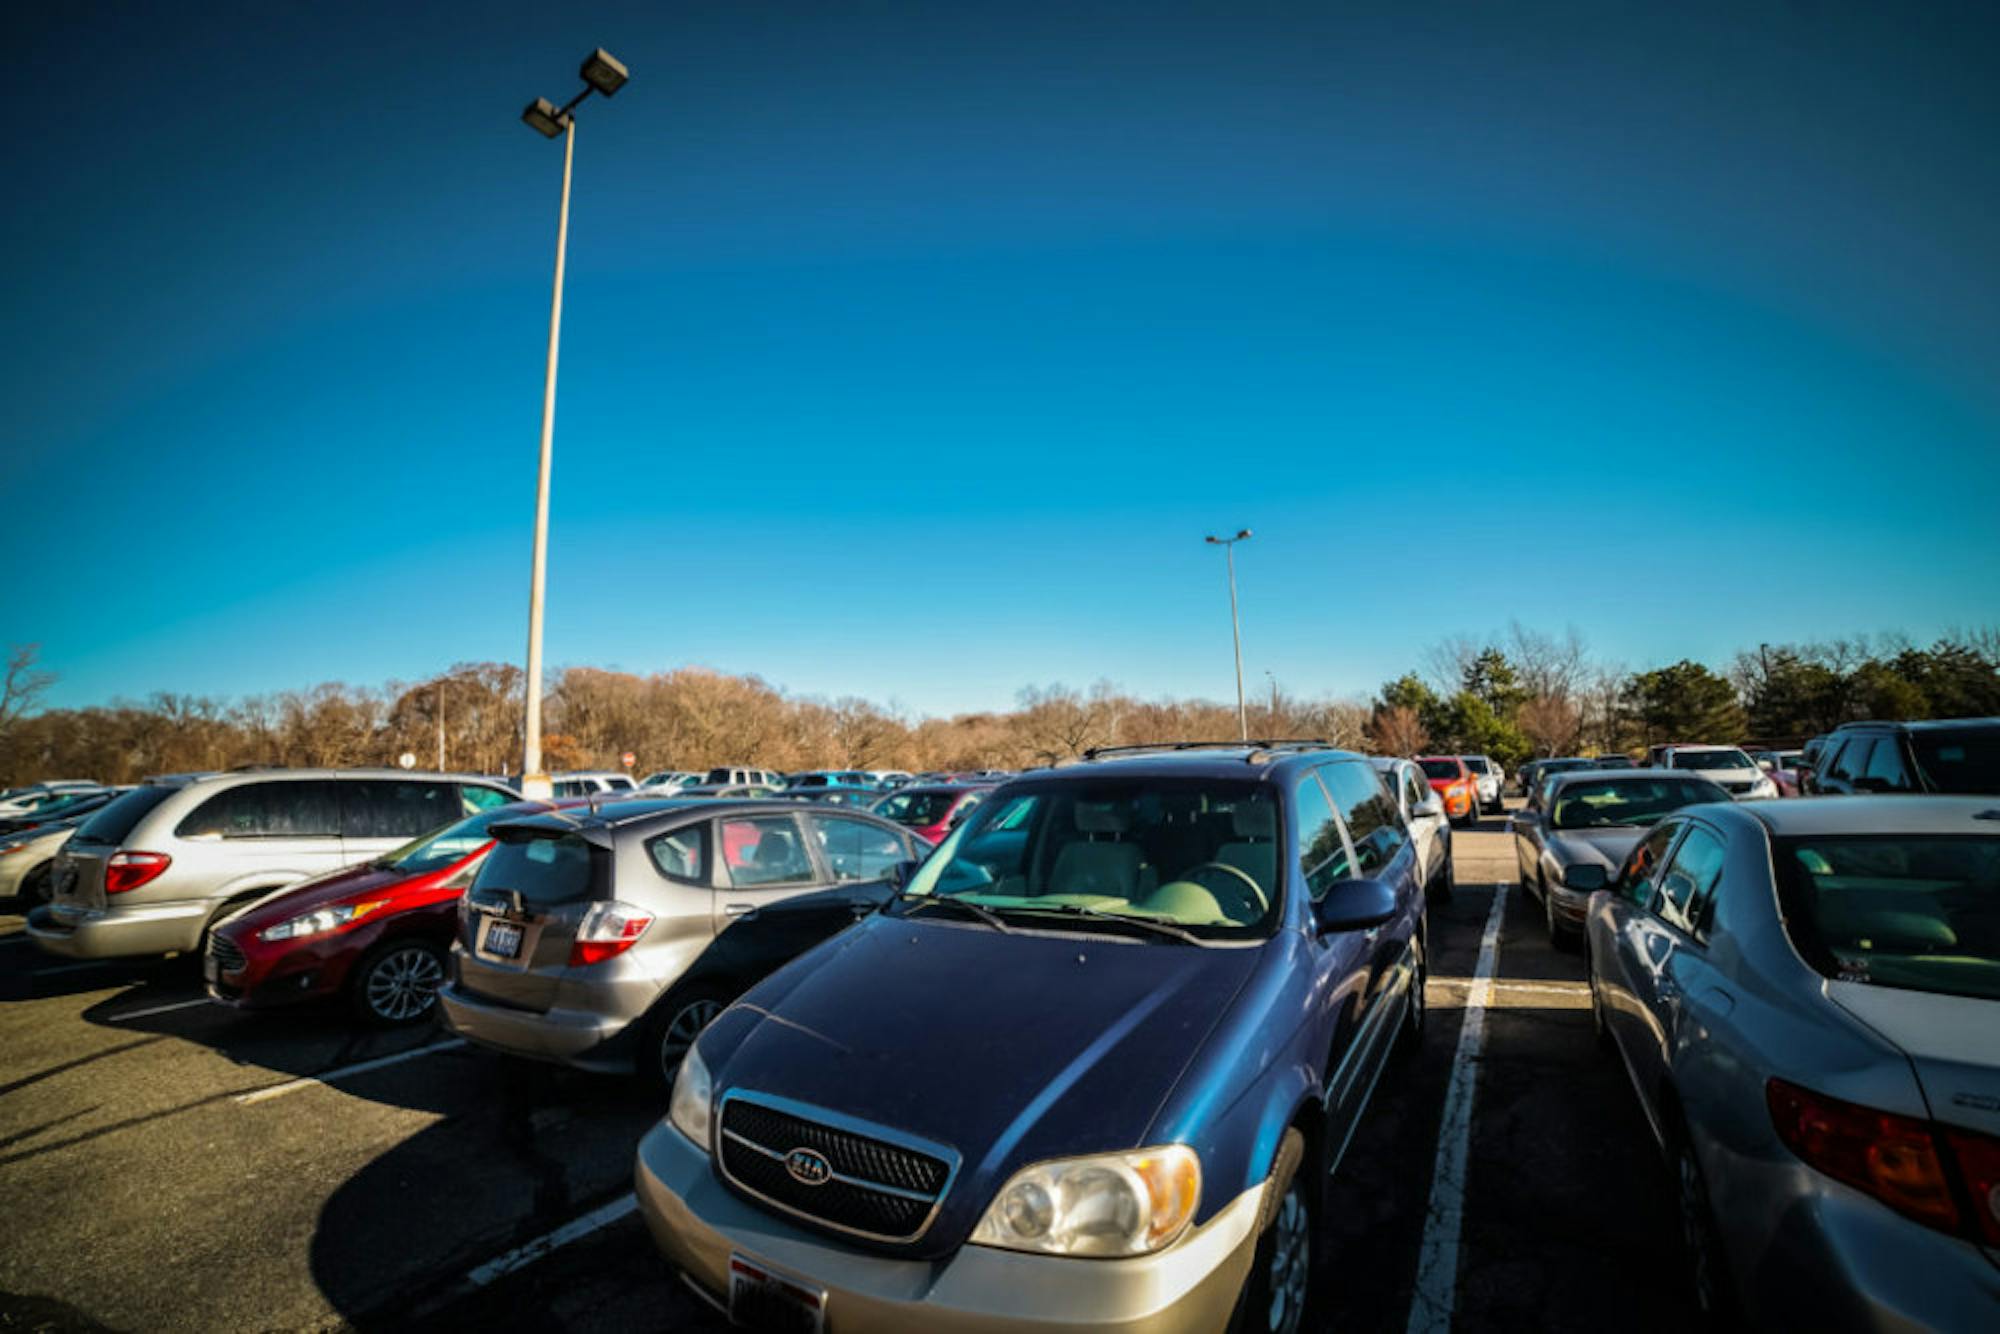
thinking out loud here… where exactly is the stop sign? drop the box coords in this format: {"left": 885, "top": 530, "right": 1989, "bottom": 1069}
{"left": 620, "top": 751, "right": 636, "bottom": 769}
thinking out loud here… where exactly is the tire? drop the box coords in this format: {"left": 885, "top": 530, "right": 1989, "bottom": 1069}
{"left": 1230, "top": 1128, "right": 1312, "bottom": 1334}
{"left": 348, "top": 938, "right": 447, "bottom": 1026}
{"left": 646, "top": 983, "right": 734, "bottom": 1089}
{"left": 1429, "top": 853, "right": 1455, "bottom": 904}
{"left": 1671, "top": 1122, "right": 1737, "bottom": 1328}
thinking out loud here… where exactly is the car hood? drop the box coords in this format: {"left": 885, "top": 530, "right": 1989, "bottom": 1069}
{"left": 1546, "top": 828, "right": 1648, "bottom": 871}
{"left": 1826, "top": 981, "right": 2000, "bottom": 1140}
{"left": 700, "top": 912, "right": 1263, "bottom": 1256}
{"left": 1679, "top": 767, "right": 1759, "bottom": 784}
{"left": 222, "top": 861, "right": 417, "bottom": 932}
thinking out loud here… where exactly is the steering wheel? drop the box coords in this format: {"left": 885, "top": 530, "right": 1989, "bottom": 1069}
{"left": 1174, "top": 861, "right": 1268, "bottom": 919}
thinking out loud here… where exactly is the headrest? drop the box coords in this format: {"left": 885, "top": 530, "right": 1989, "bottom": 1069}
{"left": 1231, "top": 800, "right": 1276, "bottom": 839}
{"left": 1073, "top": 801, "right": 1129, "bottom": 835}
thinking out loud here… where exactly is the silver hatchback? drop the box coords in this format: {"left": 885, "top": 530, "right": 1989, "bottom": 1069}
{"left": 438, "top": 798, "right": 928, "bottom": 1082}
{"left": 26, "top": 769, "right": 517, "bottom": 960}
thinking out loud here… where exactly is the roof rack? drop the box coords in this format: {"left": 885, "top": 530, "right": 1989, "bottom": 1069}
{"left": 1080, "top": 739, "right": 1333, "bottom": 764}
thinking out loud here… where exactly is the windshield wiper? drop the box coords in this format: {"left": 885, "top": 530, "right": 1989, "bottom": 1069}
{"left": 1007, "top": 902, "right": 1210, "bottom": 945}
{"left": 894, "top": 891, "right": 1011, "bottom": 933}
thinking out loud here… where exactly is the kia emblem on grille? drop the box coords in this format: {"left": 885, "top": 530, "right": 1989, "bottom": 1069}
{"left": 784, "top": 1148, "right": 832, "bottom": 1187}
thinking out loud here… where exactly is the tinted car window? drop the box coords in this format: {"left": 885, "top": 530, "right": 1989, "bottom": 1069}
{"left": 809, "top": 815, "right": 908, "bottom": 882}
{"left": 1656, "top": 826, "right": 1726, "bottom": 932}
{"left": 1319, "top": 762, "right": 1406, "bottom": 877}
{"left": 342, "top": 780, "right": 460, "bottom": 840}
{"left": 648, "top": 824, "right": 710, "bottom": 884}
{"left": 1295, "top": 774, "right": 1350, "bottom": 901}
{"left": 460, "top": 784, "right": 513, "bottom": 812}
{"left": 876, "top": 791, "right": 956, "bottom": 826}
{"left": 1417, "top": 759, "right": 1461, "bottom": 781}
{"left": 721, "top": 817, "right": 817, "bottom": 887}
{"left": 1910, "top": 729, "right": 2000, "bottom": 795}
{"left": 1776, "top": 834, "right": 2000, "bottom": 1001}
{"left": 476, "top": 830, "right": 595, "bottom": 905}
{"left": 1827, "top": 737, "right": 1873, "bottom": 784}
{"left": 72, "top": 785, "right": 177, "bottom": 845}
{"left": 1860, "top": 738, "right": 1915, "bottom": 792}
{"left": 1621, "top": 822, "right": 1682, "bottom": 902}
{"left": 176, "top": 781, "right": 340, "bottom": 839}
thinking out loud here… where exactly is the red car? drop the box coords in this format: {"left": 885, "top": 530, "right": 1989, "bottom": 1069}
{"left": 869, "top": 783, "right": 994, "bottom": 845}
{"left": 206, "top": 798, "right": 576, "bottom": 1025}
{"left": 1414, "top": 756, "right": 1481, "bottom": 827}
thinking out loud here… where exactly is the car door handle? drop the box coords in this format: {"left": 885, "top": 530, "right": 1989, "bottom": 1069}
{"left": 723, "top": 903, "right": 757, "bottom": 918}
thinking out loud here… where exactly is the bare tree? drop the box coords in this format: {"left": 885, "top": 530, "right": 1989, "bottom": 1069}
{"left": 1507, "top": 622, "right": 1590, "bottom": 704}
{"left": 0, "top": 645, "right": 55, "bottom": 740}
{"left": 1366, "top": 705, "right": 1429, "bottom": 756}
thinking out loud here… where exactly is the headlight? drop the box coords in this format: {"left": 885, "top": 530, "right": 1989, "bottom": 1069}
{"left": 970, "top": 1145, "right": 1200, "bottom": 1257}
{"left": 1750, "top": 777, "right": 1776, "bottom": 798}
{"left": 258, "top": 899, "right": 388, "bottom": 942}
{"left": 668, "top": 1046, "right": 713, "bottom": 1151}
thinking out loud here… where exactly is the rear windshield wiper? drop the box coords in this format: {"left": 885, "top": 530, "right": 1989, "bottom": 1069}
{"left": 1008, "top": 902, "right": 1210, "bottom": 946}
{"left": 893, "top": 891, "right": 1011, "bottom": 934}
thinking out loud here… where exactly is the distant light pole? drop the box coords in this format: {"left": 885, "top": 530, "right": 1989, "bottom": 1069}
{"left": 516, "top": 48, "right": 629, "bottom": 798}
{"left": 1204, "top": 529, "right": 1253, "bottom": 741}
{"left": 1265, "top": 670, "right": 1279, "bottom": 729}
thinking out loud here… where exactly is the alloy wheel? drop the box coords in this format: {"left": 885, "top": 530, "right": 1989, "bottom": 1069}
{"left": 364, "top": 945, "right": 443, "bottom": 1023}
{"left": 658, "top": 997, "right": 724, "bottom": 1081}
{"left": 1264, "top": 1182, "right": 1310, "bottom": 1334}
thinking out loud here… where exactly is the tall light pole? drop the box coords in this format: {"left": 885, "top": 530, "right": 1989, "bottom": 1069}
{"left": 517, "top": 48, "right": 629, "bottom": 798}
{"left": 1204, "top": 529, "right": 1253, "bottom": 741}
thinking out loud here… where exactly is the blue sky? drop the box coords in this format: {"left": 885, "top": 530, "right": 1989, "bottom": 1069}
{"left": 4, "top": 1, "right": 1997, "bottom": 717}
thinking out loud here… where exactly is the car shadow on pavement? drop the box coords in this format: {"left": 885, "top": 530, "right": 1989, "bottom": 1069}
{"left": 305, "top": 1052, "right": 698, "bottom": 1330}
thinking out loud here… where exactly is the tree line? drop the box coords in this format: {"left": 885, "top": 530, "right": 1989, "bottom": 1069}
{"left": 0, "top": 627, "right": 1994, "bottom": 786}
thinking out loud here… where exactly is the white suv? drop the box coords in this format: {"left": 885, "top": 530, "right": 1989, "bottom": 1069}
{"left": 1460, "top": 755, "right": 1504, "bottom": 813}
{"left": 1650, "top": 745, "right": 1777, "bottom": 799}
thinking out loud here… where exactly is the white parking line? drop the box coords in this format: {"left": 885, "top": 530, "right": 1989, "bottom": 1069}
{"left": 463, "top": 1193, "right": 639, "bottom": 1288}
{"left": 233, "top": 1038, "right": 465, "bottom": 1105}
{"left": 1407, "top": 885, "right": 1508, "bottom": 1334}
{"left": 104, "top": 998, "right": 213, "bottom": 1022}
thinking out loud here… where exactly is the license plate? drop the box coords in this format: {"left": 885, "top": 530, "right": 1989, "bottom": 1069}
{"left": 483, "top": 920, "right": 523, "bottom": 960}
{"left": 727, "top": 1255, "right": 824, "bottom": 1333}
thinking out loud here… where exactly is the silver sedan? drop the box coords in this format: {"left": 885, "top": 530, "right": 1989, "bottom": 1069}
{"left": 1587, "top": 796, "right": 2000, "bottom": 1329}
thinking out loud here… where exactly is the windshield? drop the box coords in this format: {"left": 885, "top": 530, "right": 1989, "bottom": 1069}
{"left": 1670, "top": 749, "right": 1754, "bottom": 771}
{"left": 379, "top": 806, "right": 520, "bottom": 875}
{"left": 1910, "top": 729, "right": 2000, "bottom": 795}
{"left": 1590, "top": 755, "right": 1636, "bottom": 769}
{"left": 901, "top": 779, "right": 1282, "bottom": 939}
{"left": 874, "top": 791, "right": 957, "bottom": 826}
{"left": 1776, "top": 835, "right": 2000, "bottom": 1002}
{"left": 1550, "top": 777, "right": 1729, "bottom": 830}
{"left": 1417, "top": 760, "right": 1461, "bottom": 780}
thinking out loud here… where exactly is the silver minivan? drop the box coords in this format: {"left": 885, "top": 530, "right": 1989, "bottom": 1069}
{"left": 438, "top": 798, "right": 927, "bottom": 1082}
{"left": 26, "top": 769, "right": 517, "bottom": 960}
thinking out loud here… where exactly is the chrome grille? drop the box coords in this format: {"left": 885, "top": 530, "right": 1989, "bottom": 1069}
{"left": 716, "top": 1092, "right": 956, "bottom": 1244}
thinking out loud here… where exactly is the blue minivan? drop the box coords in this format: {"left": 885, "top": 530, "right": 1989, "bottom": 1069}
{"left": 635, "top": 744, "right": 1428, "bottom": 1333}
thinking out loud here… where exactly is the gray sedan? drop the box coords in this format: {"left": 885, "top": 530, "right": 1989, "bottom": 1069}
{"left": 1586, "top": 796, "right": 2000, "bottom": 1328}
{"left": 1510, "top": 771, "right": 1727, "bottom": 949}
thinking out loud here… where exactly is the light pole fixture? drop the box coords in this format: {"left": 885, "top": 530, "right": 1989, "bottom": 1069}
{"left": 516, "top": 47, "right": 628, "bottom": 799}
{"left": 1204, "top": 529, "right": 1253, "bottom": 741}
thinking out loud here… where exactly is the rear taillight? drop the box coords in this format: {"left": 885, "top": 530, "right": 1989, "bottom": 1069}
{"left": 1942, "top": 1126, "right": 2000, "bottom": 1246}
{"left": 568, "top": 900, "right": 654, "bottom": 967}
{"left": 104, "top": 851, "right": 171, "bottom": 894}
{"left": 1766, "top": 1078, "right": 1966, "bottom": 1235}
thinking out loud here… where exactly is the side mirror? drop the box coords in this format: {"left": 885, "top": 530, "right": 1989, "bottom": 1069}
{"left": 1412, "top": 795, "right": 1444, "bottom": 819}
{"left": 881, "top": 860, "right": 920, "bottom": 891}
{"left": 1562, "top": 864, "right": 1608, "bottom": 892}
{"left": 1314, "top": 879, "right": 1399, "bottom": 933}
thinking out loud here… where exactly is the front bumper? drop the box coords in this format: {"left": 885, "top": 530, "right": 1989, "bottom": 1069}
{"left": 437, "top": 980, "right": 638, "bottom": 1074}
{"left": 26, "top": 900, "right": 210, "bottom": 959}
{"left": 634, "top": 1120, "right": 1264, "bottom": 1334}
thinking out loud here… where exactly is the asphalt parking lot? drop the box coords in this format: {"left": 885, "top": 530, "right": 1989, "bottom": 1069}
{"left": 0, "top": 801, "right": 1699, "bottom": 1333}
